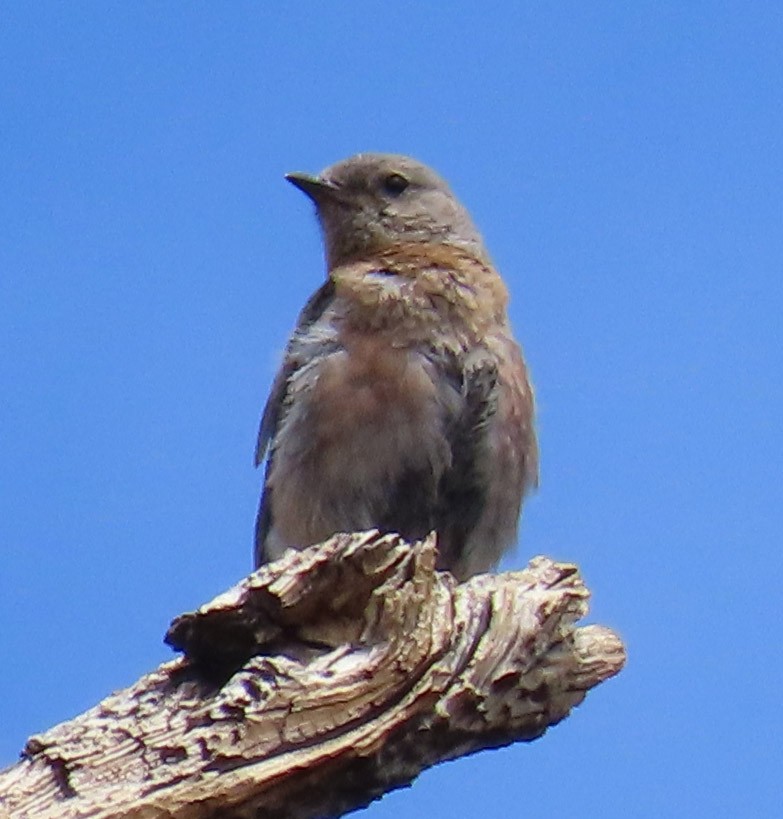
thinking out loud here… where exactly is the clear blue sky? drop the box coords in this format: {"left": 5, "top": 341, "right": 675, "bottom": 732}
{"left": 1, "top": 4, "right": 781, "bottom": 817}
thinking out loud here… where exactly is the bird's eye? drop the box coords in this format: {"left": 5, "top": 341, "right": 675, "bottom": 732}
{"left": 382, "top": 173, "right": 409, "bottom": 195}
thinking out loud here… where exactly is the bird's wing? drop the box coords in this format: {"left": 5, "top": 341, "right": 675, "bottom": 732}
{"left": 254, "top": 279, "right": 338, "bottom": 566}
{"left": 254, "top": 279, "right": 336, "bottom": 467}
{"left": 434, "top": 352, "right": 501, "bottom": 570}
{"left": 436, "top": 339, "right": 538, "bottom": 578}
{"left": 497, "top": 339, "right": 539, "bottom": 495}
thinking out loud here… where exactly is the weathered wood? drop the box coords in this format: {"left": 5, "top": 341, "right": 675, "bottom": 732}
{"left": 0, "top": 531, "right": 625, "bottom": 819}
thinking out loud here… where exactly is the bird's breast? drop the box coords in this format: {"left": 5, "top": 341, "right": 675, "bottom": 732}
{"left": 266, "top": 334, "right": 457, "bottom": 549}
{"left": 310, "top": 334, "right": 447, "bottom": 460}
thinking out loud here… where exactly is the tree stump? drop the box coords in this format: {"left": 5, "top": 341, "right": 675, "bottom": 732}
{"left": 0, "top": 531, "right": 625, "bottom": 819}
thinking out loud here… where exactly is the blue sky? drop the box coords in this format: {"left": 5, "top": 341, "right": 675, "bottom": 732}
{"left": 1, "top": 3, "right": 781, "bottom": 817}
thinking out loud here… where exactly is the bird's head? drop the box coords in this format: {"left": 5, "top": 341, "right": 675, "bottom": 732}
{"left": 285, "top": 153, "right": 488, "bottom": 269}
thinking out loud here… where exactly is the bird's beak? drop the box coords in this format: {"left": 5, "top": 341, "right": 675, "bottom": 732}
{"left": 285, "top": 172, "right": 340, "bottom": 203}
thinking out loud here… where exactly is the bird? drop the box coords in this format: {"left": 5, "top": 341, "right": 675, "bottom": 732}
{"left": 253, "top": 153, "right": 538, "bottom": 581}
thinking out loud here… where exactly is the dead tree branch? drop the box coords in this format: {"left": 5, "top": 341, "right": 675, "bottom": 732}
{"left": 0, "top": 531, "right": 625, "bottom": 819}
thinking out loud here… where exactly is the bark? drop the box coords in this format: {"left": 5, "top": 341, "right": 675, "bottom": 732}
{"left": 0, "top": 531, "right": 625, "bottom": 819}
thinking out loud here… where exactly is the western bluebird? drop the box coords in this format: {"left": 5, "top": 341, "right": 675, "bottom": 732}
{"left": 254, "top": 153, "right": 538, "bottom": 580}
